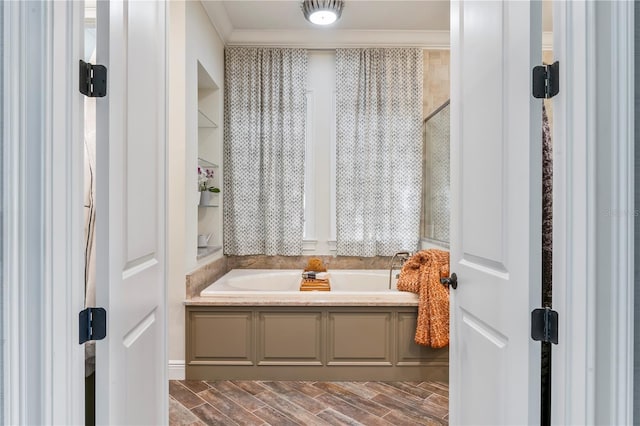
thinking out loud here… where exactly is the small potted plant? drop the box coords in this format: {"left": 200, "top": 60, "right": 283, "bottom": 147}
{"left": 198, "top": 166, "right": 220, "bottom": 206}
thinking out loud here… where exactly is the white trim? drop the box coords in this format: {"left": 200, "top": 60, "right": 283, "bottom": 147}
{"left": 3, "top": 2, "right": 84, "bottom": 425}
{"left": 3, "top": 3, "right": 26, "bottom": 424}
{"left": 550, "top": 0, "right": 636, "bottom": 423}
{"left": 46, "top": 2, "right": 85, "bottom": 425}
{"left": 329, "top": 91, "right": 337, "bottom": 242}
{"left": 606, "top": 1, "right": 634, "bottom": 423}
{"left": 302, "top": 240, "right": 318, "bottom": 252}
{"left": 168, "top": 360, "right": 186, "bottom": 381}
{"left": 226, "top": 29, "right": 450, "bottom": 49}
{"left": 200, "top": 0, "right": 232, "bottom": 44}
{"left": 551, "top": 1, "right": 597, "bottom": 424}
{"left": 304, "top": 90, "right": 316, "bottom": 240}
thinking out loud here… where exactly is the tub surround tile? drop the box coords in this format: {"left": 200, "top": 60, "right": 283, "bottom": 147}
{"left": 186, "top": 255, "right": 402, "bottom": 301}
{"left": 185, "top": 257, "right": 227, "bottom": 298}
{"left": 225, "top": 255, "right": 393, "bottom": 271}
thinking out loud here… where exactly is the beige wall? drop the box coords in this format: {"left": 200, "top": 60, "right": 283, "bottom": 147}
{"left": 422, "top": 48, "right": 553, "bottom": 120}
{"left": 423, "top": 50, "right": 450, "bottom": 119}
{"left": 167, "top": 0, "right": 225, "bottom": 369}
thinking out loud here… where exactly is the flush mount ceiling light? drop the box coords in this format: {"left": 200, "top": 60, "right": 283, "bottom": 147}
{"left": 301, "top": 0, "right": 344, "bottom": 26}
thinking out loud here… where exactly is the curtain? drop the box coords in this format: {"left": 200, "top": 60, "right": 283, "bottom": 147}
{"left": 223, "top": 48, "right": 308, "bottom": 255}
{"left": 335, "top": 48, "right": 423, "bottom": 256}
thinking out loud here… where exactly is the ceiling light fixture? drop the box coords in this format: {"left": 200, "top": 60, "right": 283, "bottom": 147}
{"left": 301, "top": 0, "right": 344, "bottom": 26}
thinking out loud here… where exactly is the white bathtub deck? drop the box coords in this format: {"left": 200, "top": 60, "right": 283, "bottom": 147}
{"left": 186, "top": 269, "right": 419, "bottom": 306}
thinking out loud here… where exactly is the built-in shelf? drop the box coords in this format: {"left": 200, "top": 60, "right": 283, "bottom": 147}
{"left": 198, "top": 203, "right": 219, "bottom": 208}
{"left": 198, "top": 157, "right": 219, "bottom": 168}
{"left": 198, "top": 110, "right": 218, "bottom": 128}
{"left": 197, "top": 245, "right": 222, "bottom": 260}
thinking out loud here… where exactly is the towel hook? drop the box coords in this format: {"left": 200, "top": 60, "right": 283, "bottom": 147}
{"left": 440, "top": 273, "right": 458, "bottom": 290}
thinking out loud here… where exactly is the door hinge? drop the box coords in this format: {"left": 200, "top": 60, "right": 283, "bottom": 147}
{"left": 531, "top": 307, "right": 558, "bottom": 344}
{"left": 532, "top": 61, "right": 559, "bottom": 99}
{"left": 79, "top": 60, "right": 107, "bottom": 98}
{"left": 79, "top": 307, "right": 107, "bottom": 344}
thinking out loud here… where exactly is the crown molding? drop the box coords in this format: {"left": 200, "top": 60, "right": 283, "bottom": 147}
{"left": 226, "top": 29, "right": 450, "bottom": 49}
{"left": 200, "top": 1, "right": 551, "bottom": 52}
{"left": 201, "top": 0, "right": 232, "bottom": 44}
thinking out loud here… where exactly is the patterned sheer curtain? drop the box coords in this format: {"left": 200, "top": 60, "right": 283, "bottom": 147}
{"left": 223, "top": 48, "right": 308, "bottom": 255}
{"left": 335, "top": 48, "right": 423, "bottom": 256}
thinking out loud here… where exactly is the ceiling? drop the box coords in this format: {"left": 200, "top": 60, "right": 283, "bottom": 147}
{"left": 218, "top": 1, "right": 450, "bottom": 31}
{"left": 201, "top": 0, "right": 552, "bottom": 48}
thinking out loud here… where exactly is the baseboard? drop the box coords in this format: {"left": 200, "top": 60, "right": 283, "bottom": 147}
{"left": 168, "top": 360, "right": 185, "bottom": 380}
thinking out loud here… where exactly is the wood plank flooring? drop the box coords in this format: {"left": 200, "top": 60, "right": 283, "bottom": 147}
{"left": 169, "top": 380, "right": 448, "bottom": 426}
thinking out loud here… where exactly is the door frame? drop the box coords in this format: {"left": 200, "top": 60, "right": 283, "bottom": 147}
{"left": 2, "top": 0, "right": 635, "bottom": 424}
{"left": 551, "top": 0, "right": 635, "bottom": 424}
{"left": 2, "top": 1, "right": 85, "bottom": 425}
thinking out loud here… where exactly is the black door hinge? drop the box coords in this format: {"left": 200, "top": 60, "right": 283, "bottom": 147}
{"left": 79, "top": 60, "right": 107, "bottom": 98}
{"left": 531, "top": 307, "right": 558, "bottom": 344}
{"left": 532, "top": 61, "right": 559, "bottom": 99}
{"left": 79, "top": 307, "right": 107, "bottom": 344}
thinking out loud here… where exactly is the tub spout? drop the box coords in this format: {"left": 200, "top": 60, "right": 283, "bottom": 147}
{"left": 389, "top": 251, "right": 412, "bottom": 289}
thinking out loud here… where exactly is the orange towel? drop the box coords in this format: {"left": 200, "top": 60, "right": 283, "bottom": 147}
{"left": 396, "top": 249, "right": 450, "bottom": 348}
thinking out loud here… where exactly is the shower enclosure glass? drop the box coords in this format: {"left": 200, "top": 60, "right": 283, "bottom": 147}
{"left": 421, "top": 100, "right": 450, "bottom": 245}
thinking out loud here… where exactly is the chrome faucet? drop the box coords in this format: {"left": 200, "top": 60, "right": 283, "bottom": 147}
{"left": 389, "top": 251, "right": 412, "bottom": 289}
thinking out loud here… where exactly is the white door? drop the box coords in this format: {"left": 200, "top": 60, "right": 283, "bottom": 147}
{"left": 449, "top": 1, "right": 542, "bottom": 424}
{"left": 95, "top": 1, "right": 167, "bottom": 425}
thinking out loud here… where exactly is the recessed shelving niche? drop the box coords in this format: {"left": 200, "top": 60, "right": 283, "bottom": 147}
{"left": 192, "top": 61, "right": 223, "bottom": 266}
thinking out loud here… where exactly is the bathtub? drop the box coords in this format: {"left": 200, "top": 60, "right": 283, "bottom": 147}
{"left": 198, "top": 269, "right": 419, "bottom": 305}
{"left": 187, "top": 268, "right": 446, "bottom": 381}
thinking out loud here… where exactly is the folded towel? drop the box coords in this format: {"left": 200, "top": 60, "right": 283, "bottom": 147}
{"left": 396, "top": 249, "right": 450, "bottom": 348}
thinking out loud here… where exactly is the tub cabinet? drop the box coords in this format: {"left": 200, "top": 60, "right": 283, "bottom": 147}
{"left": 185, "top": 306, "right": 448, "bottom": 381}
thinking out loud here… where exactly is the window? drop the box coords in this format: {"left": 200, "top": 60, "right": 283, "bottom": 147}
{"left": 303, "top": 51, "right": 337, "bottom": 253}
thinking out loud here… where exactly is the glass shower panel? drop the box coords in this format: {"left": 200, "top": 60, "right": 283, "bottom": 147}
{"left": 422, "top": 100, "right": 450, "bottom": 245}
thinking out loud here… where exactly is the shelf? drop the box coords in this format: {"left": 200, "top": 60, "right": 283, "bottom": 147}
{"left": 197, "top": 245, "right": 222, "bottom": 260}
{"left": 198, "top": 110, "right": 218, "bottom": 128}
{"left": 198, "top": 157, "right": 219, "bottom": 168}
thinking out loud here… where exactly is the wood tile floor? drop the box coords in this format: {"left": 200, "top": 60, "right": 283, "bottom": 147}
{"left": 169, "top": 380, "right": 448, "bottom": 426}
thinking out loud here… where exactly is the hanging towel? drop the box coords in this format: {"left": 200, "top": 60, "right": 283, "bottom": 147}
{"left": 397, "top": 249, "right": 450, "bottom": 348}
